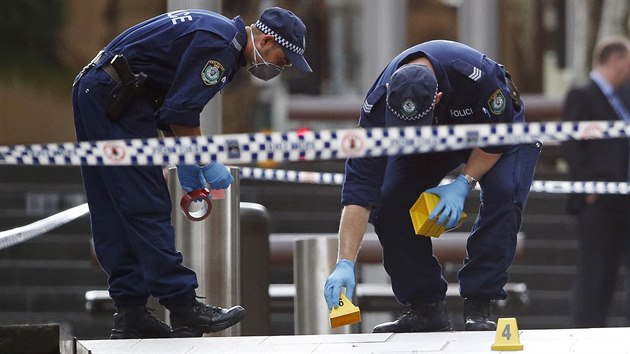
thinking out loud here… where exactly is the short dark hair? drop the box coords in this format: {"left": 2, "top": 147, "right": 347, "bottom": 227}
{"left": 593, "top": 36, "right": 630, "bottom": 66}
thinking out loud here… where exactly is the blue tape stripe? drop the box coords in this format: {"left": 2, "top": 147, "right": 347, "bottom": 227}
{"left": 0, "top": 120, "right": 628, "bottom": 166}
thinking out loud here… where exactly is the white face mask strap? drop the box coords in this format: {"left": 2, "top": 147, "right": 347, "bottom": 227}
{"left": 250, "top": 25, "right": 268, "bottom": 65}
{"left": 247, "top": 24, "right": 285, "bottom": 81}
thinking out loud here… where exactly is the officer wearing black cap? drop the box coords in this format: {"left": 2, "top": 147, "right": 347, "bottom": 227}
{"left": 324, "top": 40, "right": 541, "bottom": 332}
{"left": 72, "top": 7, "right": 310, "bottom": 338}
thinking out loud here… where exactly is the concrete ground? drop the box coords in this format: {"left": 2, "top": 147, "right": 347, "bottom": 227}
{"left": 76, "top": 326, "right": 630, "bottom": 354}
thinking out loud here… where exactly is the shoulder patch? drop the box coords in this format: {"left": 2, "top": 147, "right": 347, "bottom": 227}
{"left": 451, "top": 59, "right": 483, "bottom": 82}
{"left": 487, "top": 89, "right": 506, "bottom": 115}
{"left": 201, "top": 60, "right": 225, "bottom": 86}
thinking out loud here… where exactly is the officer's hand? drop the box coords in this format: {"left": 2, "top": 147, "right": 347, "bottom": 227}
{"left": 201, "top": 161, "right": 234, "bottom": 189}
{"left": 177, "top": 165, "right": 206, "bottom": 192}
{"left": 323, "top": 259, "right": 356, "bottom": 310}
{"left": 425, "top": 174, "right": 471, "bottom": 229}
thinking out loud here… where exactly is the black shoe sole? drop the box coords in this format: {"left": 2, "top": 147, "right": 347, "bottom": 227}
{"left": 464, "top": 318, "right": 497, "bottom": 331}
{"left": 372, "top": 322, "right": 452, "bottom": 333}
{"left": 172, "top": 308, "right": 246, "bottom": 337}
{"left": 110, "top": 330, "right": 172, "bottom": 339}
{"left": 432, "top": 323, "right": 453, "bottom": 332}
{"left": 464, "top": 324, "right": 497, "bottom": 331}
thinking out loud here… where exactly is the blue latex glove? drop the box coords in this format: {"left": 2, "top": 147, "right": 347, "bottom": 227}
{"left": 323, "top": 259, "right": 356, "bottom": 310}
{"left": 177, "top": 164, "right": 205, "bottom": 192}
{"left": 201, "top": 161, "right": 234, "bottom": 189}
{"left": 424, "top": 174, "right": 471, "bottom": 229}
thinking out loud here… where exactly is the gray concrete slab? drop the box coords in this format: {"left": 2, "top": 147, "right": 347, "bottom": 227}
{"left": 76, "top": 327, "right": 630, "bottom": 354}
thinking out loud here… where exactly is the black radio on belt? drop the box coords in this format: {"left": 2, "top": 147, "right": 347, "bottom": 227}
{"left": 106, "top": 54, "right": 148, "bottom": 121}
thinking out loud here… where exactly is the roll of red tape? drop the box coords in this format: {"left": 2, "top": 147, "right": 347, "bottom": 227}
{"left": 180, "top": 188, "right": 212, "bottom": 221}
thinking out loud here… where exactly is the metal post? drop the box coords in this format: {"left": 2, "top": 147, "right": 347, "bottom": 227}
{"left": 169, "top": 166, "right": 241, "bottom": 336}
{"left": 294, "top": 236, "right": 352, "bottom": 335}
{"left": 239, "top": 202, "right": 271, "bottom": 335}
{"left": 357, "top": 0, "right": 407, "bottom": 92}
{"left": 202, "top": 167, "right": 240, "bottom": 336}
{"left": 327, "top": 0, "right": 352, "bottom": 95}
{"left": 457, "top": 0, "right": 499, "bottom": 60}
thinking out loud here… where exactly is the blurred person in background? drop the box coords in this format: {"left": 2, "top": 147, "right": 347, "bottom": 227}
{"left": 72, "top": 7, "right": 311, "bottom": 338}
{"left": 323, "top": 40, "right": 541, "bottom": 333}
{"left": 562, "top": 35, "right": 630, "bottom": 328}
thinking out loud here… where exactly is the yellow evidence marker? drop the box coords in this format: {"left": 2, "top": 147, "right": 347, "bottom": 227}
{"left": 409, "top": 192, "right": 467, "bottom": 238}
{"left": 329, "top": 293, "right": 361, "bottom": 328}
{"left": 491, "top": 317, "right": 524, "bottom": 351}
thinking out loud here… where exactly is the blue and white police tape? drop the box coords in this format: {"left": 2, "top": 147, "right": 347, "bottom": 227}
{"left": 1, "top": 120, "right": 629, "bottom": 166}
{"left": 241, "top": 167, "right": 345, "bottom": 185}
{"left": 530, "top": 180, "right": 630, "bottom": 194}
{"left": 0, "top": 203, "right": 89, "bottom": 251}
{"left": 239, "top": 167, "right": 630, "bottom": 194}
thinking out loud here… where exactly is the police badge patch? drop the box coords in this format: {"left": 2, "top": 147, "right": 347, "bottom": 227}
{"left": 487, "top": 89, "right": 506, "bottom": 115}
{"left": 201, "top": 60, "right": 225, "bottom": 86}
{"left": 401, "top": 98, "right": 418, "bottom": 117}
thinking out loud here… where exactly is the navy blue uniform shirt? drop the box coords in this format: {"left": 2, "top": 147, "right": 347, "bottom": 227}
{"left": 361, "top": 40, "right": 518, "bottom": 129}
{"left": 96, "top": 9, "right": 247, "bottom": 129}
{"left": 343, "top": 40, "right": 521, "bottom": 208}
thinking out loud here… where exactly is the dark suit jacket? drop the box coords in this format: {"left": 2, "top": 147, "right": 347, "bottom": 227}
{"left": 561, "top": 79, "right": 630, "bottom": 214}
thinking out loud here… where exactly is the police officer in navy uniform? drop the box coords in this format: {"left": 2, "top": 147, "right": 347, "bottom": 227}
{"left": 323, "top": 40, "right": 541, "bottom": 332}
{"left": 72, "top": 7, "right": 311, "bottom": 338}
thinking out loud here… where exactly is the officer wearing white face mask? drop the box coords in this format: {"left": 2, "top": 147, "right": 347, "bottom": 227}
{"left": 248, "top": 8, "right": 311, "bottom": 80}
{"left": 72, "top": 6, "right": 310, "bottom": 339}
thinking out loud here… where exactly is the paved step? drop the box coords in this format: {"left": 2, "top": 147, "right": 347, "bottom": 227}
{"left": 0, "top": 233, "right": 92, "bottom": 261}
{"left": 264, "top": 211, "right": 342, "bottom": 233}
{"left": 509, "top": 264, "right": 576, "bottom": 291}
{"left": 524, "top": 289, "right": 629, "bottom": 317}
{"left": 0, "top": 286, "right": 97, "bottom": 312}
{"left": 0, "top": 183, "right": 85, "bottom": 211}
{"left": 241, "top": 185, "right": 341, "bottom": 211}
{"left": 0, "top": 323, "right": 70, "bottom": 354}
{"left": 521, "top": 239, "right": 579, "bottom": 265}
{"left": 520, "top": 215, "right": 577, "bottom": 240}
{"left": 0, "top": 260, "right": 105, "bottom": 287}
{"left": 0, "top": 166, "right": 83, "bottom": 184}
{"left": 0, "top": 311, "right": 113, "bottom": 340}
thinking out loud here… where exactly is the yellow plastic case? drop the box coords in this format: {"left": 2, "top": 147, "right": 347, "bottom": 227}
{"left": 409, "top": 192, "right": 467, "bottom": 238}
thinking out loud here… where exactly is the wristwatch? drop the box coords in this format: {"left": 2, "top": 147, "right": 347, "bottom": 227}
{"left": 462, "top": 174, "right": 478, "bottom": 189}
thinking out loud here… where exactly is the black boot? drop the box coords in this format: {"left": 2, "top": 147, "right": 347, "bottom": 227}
{"left": 170, "top": 300, "right": 246, "bottom": 337}
{"left": 372, "top": 301, "right": 451, "bottom": 333}
{"left": 464, "top": 298, "right": 497, "bottom": 331}
{"left": 110, "top": 306, "right": 172, "bottom": 339}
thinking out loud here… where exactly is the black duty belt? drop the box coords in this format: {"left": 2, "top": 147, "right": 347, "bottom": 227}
{"left": 76, "top": 50, "right": 164, "bottom": 118}
{"left": 73, "top": 50, "right": 108, "bottom": 86}
{"left": 75, "top": 50, "right": 126, "bottom": 85}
